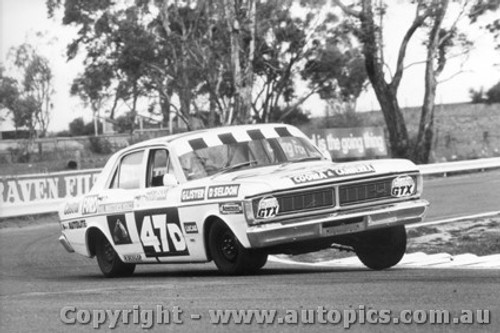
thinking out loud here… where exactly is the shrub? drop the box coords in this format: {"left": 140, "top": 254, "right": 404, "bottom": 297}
{"left": 88, "top": 137, "right": 113, "bottom": 154}
{"left": 486, "top": 81, "right": 500, "bottom": 104}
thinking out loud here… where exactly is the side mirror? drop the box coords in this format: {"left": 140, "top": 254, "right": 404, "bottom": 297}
{"left": 162, "top": 174, "right": 178, "bottom": 186}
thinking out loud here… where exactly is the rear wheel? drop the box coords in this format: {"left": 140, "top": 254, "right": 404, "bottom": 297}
{"left": 95, "top": 234, "right": 135, "bottom": 278}
{"left": 354, "top": 225, "right": 407, "bottom": 270}
{"left": 209, "top": 220, "right": 268, "bottom": 275}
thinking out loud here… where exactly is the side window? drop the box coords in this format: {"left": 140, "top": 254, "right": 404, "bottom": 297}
{"left": 112, "top": 151, "right": 144, "bottom": 190}
{"left": 147, "top": 149, "right": 174, "bottom": 187}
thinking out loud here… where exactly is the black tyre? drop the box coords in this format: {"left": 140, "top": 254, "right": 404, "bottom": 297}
{"left": 95, "top": 234, "right": 135, "bottom": 278}
{"left": 354, "top": 225, "right": 407, "bottom": 270}
{"left": 208, "top": 220, "right": 268, "bottom": 275}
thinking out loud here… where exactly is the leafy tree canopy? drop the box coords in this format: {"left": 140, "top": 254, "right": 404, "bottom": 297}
{"left": 47, "top": 0, "right": 367, "bottom": 129}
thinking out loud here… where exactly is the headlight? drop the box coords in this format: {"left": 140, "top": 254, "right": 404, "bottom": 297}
{"left": 243, "top": 200, "right": 256, "bottom": 225}
{"left": 244, "top": 196, "right": 281, "bottom": 226}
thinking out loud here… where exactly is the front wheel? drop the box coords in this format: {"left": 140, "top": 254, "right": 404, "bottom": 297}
{"left": 354, "top": 225, "right": 407, "bottom": 270}
{"left": 208, "top": 220, "right": 268, "bottom": 275}
{"left": 95, "top": 234, "right": 135, "bottom": 278}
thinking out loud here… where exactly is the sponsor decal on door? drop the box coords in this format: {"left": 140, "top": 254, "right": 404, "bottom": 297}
{"left": 135, "top": 208, "right": 189, "bottom": 257}
{"left": 107, "top": 215, "right": 132, "bottom": 245}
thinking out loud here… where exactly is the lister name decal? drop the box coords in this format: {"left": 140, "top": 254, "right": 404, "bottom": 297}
{"left": 207, "top": 185, "right": 240, "bottom": 199}
{"left": 181, "top": 187, "right": 205, "bottom": 202}
{"left": 290, "top": 164, "right": 376, "bottom": 184}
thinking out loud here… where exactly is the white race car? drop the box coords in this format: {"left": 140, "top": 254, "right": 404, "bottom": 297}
{"left": 58, "top": 124, "right": 429, "bottom": 277}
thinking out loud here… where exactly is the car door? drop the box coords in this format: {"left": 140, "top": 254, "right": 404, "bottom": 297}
{"left": 97, "top": 149, "right": 153, "bottom": 262}
{"left": 133, "top": 147, "right": 192, "bottom": 262}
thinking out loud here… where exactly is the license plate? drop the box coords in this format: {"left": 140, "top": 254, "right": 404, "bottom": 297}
{"left": 322, "top": 221, "right": 365, "bottom": 236}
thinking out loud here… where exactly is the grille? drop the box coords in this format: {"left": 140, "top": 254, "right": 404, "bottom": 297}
{"left": 254, "top": 189, "right": 334, "bottom": 217}
{"left": 339, "top": 178, "right": 395, "bottom": 206}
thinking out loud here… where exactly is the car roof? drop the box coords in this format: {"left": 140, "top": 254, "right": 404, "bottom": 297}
{"left": 127, "top": 123, "right": 300, "bottom": 150}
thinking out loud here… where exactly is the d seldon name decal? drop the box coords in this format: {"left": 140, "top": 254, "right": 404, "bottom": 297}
{"left": 207, "top": 185, "right": 240, "bottom": 199}
{"left": 181, "top": 185, "right": 239, "bottom": 201}
{"left": 290, "top": 164, "right": 376, "bottom": 184}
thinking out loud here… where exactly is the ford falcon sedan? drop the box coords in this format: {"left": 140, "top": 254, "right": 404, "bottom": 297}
{"left": 58, "top": 124, "right": 429, "bottom": 277}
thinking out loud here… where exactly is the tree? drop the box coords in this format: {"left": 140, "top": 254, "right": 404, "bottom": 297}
{"left": 302, "top": 43, "right": 367, "bottom": 114}
{"left": 70, "top": 64, "right": 114, "bottom": 135}
{"left": 156, "top": 1, "right": 220, "bottom": 128}
{"left": 48, "top": 0, "right": 221, "bottom": 130}
{"left": 47, "top": 0, "right": 369, "bottom": 131}
{"left": 67, "top": 117, "right": 103, "bottom": 136}
{"left": 0, "top": 70, "right": 31, "bottom": 134}
{"left": 220, "top": 0, "right": 256, "bottom": 124}
{"left": 1, "top": 44, "right": 54, "bottom": 138}
{"left": 470, "top": 0, "right": 500, "bottom": 51}
{"left": 114, "top": 112, "right": 136, "bottom": 133}
{"left": 469, "top": 87, "right": 486, "bottom": 103}
{"left": 11, "top": 44, "right": 54, "bottom": 137}
{"left": 49, "top": 1, "right": 163, "bottom": 129}
{"left": 0, "top": 67, "right": 19, "bottom": 108}
{"left": 333, "top": 0, "right": 496, "bottom": 163}
{"left": 250, "top": 1, "right": 365, "bottom": 123}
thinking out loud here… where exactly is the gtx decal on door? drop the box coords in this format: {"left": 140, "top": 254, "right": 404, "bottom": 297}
{"left": 135, "top": 208, "right": 189, "bottom": 257}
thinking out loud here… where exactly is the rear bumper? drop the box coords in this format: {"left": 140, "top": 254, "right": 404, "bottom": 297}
{"left": 247, "top": 199, "right": 429, "bottom": 248}
{"left": 58, "top": 234, "right": 75, "bottom": 253}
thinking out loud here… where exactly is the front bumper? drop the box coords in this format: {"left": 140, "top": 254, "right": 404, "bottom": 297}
{"left": 58, "top": 234, "right": 75, "bottom": 253}
{"left": 246, "top": 199, "right": 429, "bottom": 248}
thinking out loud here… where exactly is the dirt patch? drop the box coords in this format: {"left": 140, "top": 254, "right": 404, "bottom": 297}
{"left": 289, "top": 215, "right": 500, "bottom": 263}
{"left": 407, "top": 216, "right": 500, "bottom": 256}
{"left": 0, "top": 213, "right": 59, "bottom": 229}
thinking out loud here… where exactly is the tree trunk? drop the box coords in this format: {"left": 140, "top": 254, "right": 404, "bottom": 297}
{"left": 223, "top": 0, "right": 256, "bottom": 125}
{"left": 160, "top": 90, "right": 171, "bottom": 127}
{"left": 360, "top": 0, "right": 410, "bottom": 159}
{"left": 413, "top": 0, "right": 448, "bottom": 164}
{"left": 179, "top": 24, "right": 192, "bottom": 129}
{"left": 239, "top": 0, "right": 256, "bottom": 124}
{"left": 130, "top": 81, "right": 139, "bottom": 133}
{"left": 208, "top": 93, "right": 217, "bottom": 127}
{"left": 414, "top": 76, "right": 436, "bottom": 164}
{"left": 223, "top": 0, "right": 241, "bottom": 124}
{"left": 109, "top": 85, "right": 121, "bottom": 120}
{"left": 179, "top": 86, "right": 191, "bottom": 129}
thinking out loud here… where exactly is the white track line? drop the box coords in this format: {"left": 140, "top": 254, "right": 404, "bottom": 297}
{"left": 269, "top": 252, "right": 500, "bottom": 270}
{"left": 409, "top": 211, "right": 500, "bottom": 228}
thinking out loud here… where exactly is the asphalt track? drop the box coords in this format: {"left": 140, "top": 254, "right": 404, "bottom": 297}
{"left": 1, "top": 170, "right": 499, "bottom": 332}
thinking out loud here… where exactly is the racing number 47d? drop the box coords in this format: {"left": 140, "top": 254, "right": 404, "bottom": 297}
{"left": 138, "top": 213, "right": 188, "bottom": 257}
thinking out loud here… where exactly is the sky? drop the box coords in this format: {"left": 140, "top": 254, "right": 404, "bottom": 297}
{"left": 1, "top": 0, "right": 499, "bottom": 132}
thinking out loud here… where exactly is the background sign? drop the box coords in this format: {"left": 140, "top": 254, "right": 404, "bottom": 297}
{"left": 304, "top": 127, "right": 388, "bottom": 160}
{"left": 0, "top": 169, "right": 101, "bottom": 218}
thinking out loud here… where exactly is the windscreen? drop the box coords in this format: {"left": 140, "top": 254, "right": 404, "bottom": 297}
{"left": 178, "top": 136, "right": 324, "bottom": 180}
